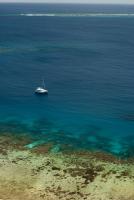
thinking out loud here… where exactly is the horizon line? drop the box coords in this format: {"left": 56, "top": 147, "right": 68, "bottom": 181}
{"left": 0, "top": 2, "right": 134, "bottom": 5}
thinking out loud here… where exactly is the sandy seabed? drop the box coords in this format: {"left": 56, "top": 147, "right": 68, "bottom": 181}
{"left": 0, "top": 134, "right": 134, "bottom": 200}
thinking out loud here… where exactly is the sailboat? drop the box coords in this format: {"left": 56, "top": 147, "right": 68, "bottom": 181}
{"left": 35, "top": 79, "right": 48, "bottom": 94}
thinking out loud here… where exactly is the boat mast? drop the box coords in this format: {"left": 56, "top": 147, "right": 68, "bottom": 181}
{"left": 42, "top": 79, "right": 45, "bottom": 89}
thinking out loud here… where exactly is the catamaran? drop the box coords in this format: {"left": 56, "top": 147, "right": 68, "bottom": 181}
{"left": 35, "top": 80, "right": 48, "bottom": 94}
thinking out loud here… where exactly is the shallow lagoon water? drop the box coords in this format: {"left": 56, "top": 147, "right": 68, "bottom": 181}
{"left": 0, "top": 4, "right": 134, "bottom": 157}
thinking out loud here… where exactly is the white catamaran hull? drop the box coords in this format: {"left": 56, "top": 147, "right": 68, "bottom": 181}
{"left": 35, "top": 87, "right": 48, "bottom": 94}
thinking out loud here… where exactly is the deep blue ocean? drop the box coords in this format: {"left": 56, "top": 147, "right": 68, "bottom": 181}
{"left": 0, "top": 3, "right": 134, "bottom": 157}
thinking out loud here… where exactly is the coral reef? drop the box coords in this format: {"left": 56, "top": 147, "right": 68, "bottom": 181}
{"left": 0, "top": 133, "right": 134, "bottom": 200}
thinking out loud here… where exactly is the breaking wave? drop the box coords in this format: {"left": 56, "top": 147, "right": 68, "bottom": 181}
{"left": 1, "top": 13, "right": 134, "bottom": 17}
{"left": 20, "top": 13, "right": 134, "bottom": 17}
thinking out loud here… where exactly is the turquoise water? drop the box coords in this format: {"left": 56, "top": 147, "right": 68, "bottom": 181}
{"left": 0, "top": 3, "right": 134, "bottom": 157}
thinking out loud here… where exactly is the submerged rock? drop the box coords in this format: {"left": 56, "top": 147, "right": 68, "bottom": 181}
{"left": 121, "top": 114, "right": 134, "bottom": 122}
{"left": 50, "top": 144, "right": 61, "bottom": 153}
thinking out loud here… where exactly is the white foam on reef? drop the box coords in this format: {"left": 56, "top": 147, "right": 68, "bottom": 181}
{"left": 25, "top": 140, "right": 47, "bottom": 149}
{"left": 20, "top": 13, "right": 134, "bottom": 17}
{"left": 20, "top": 13, "right": 56, "bottom": 17}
